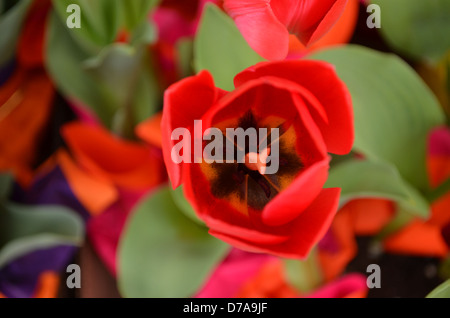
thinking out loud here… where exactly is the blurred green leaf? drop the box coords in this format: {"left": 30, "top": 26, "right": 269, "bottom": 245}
{"left": 170, "top": 186, "right": 204, "bottom": 226}
{"left": 311, "top": 46, "right": 445, "bottom": 191}
{"left": 0, "top": 174, "right": 13, "bottom": 201}
{"left": 426, "top": 279, "right": 450, "bottom": 298}
{"left": 47, "top": 12, "right": 159, "bottom": 131}
{"left": 83, "top": 45, "right": 144, "bottom": 108}
{"left": 118, "top": 187, "right": 229, "bottom": 298}
{"left": 326, "top": 159, "right": 429, "bottom": 218}
{"left": 84, "top": 44, "right": 160, "bottom": 133}
{"left": 129, "top": 20, "right": 157, "bottom": 47}
{"left": 120, "top": 0, "right": 160, "bottom": 30}
{"left": 0, "top": 0, "right": 32, "bottom": 66}
{"left": 47, "top": 11, "right": 117, "bottom": 126}
{"left": 284, "top": 250, "right": 322, "bottom": 293}
{"left": 194, "top": 3, "right": 264, "bottom": 91}
{"left": 177, "top": 38, "right": 194, "bottom": 79}
{"left": 52, "top": 0, "right": 122, "bottom": 54}
{"left": 0, "top": 202, "right": 84, "bottom": 269}
{"left": 370, "top": 0, "right": 450, "bottom": 63}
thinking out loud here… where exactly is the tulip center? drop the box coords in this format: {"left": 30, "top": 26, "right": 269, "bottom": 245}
{"left": 244, "top": 148, "right": 270, "bottom": 175}
{"left": 205, "top": 111, "right": 304, "bottom": 213}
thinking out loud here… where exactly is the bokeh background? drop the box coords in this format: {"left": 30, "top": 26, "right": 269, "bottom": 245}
{"left": 0, "top": 0, "right": 449, "bottom": 298}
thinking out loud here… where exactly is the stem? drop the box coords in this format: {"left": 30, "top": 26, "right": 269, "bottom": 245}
{"left": 425, "top": 177, "right": 450, "bottom": 203}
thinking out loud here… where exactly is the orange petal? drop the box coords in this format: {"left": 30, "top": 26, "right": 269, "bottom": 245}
{"left": 319, "top": 208, "right": 357, "bottom": 282}
{"left": 430, "top": 195, "right": 450, "bottom": 228}
{"left": 384, "top": 221, "right": 449, "bottom": 258}
{"left": 348, "top": 199, "right": 395, "bottom": 236}
{"left": 135, "top": 112, "right": 163, "bottom": 149}
{"left": 61, "top": 122, "right": 165, "bottom": 190}
{"left": 33, "top": 272, "right": 60, "bottom": 299}
{"left": 0, "top": 71, "right": 54, "bottom": 186}
{"left": 427, "top": 155, "right": 450, "bottom": 227}
{"left": 236, "top": 259, "right": 299, "bottom": 298}
{"left": 57, "top": 150, "right": 118, "bottom": 215}
{"left": 428, "top": 156, "right": 450, "bottom": 188}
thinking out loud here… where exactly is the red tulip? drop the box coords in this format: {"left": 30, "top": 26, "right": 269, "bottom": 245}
{"left": 161, "top": 60, "right": 353, "bottom": 258}
{"left": 223, "top": 0, "right": 348, "bottom": 60}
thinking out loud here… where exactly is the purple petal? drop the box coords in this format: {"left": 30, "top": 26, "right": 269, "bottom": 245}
{"left": 0, "top": 245, "right": 76, "bottom": 298}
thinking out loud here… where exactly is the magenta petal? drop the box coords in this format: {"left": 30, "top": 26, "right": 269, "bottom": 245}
{"left": 196, "top": 249, "right": 274, "bottom": 298}
{"left": 308, "top": 273, "right": 368, "bottom": 298}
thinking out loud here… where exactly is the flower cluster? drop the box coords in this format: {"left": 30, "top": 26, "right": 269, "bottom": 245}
{"left": 0, "top": 0, "right": 448, "bottom": 299}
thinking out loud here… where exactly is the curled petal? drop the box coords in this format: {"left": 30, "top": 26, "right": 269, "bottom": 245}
{"left": 263, "top": 158, "right": 330, "bottom": 226}
{"left": 210, "top": 188, "right": 341, "bottom": 259}
{"left": 235, "top": 60, "right": 354, "bottom": 155}
{"left": 223, "top": 0, "right": 290, "bottom": 60}
{"left": 161, "top": 71, "right": 224, "bottom": 188}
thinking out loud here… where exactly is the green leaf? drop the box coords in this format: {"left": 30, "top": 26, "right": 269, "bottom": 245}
{"left": 177, "top": 39, "right": 195, "bottom": 79}
{"left": 52, "top": 0, "right": 122, "bottom": 54}
{"left": 311, "top": 45, "right": 445, "bottom": 190}
{"left": 0, "top": 0, "right": 32, "bottom": 67}
{"left": 194, "top": 3, "right": 264, "bottom": 91}
{"left": 118, "top": 187, "right": 230, "bottom": 298}
{"left": 284, "top": 249, "right": 322, "bottom": 293}
{"left": 84, "top": 44, "right": 159, "bottom": 132}
{"left": 120, "top": 0, "right": 160, "bottom": 30}
{"left": 0, "top": 173, "right": 13, "bottom": 201}
{"left": 46, "top": 12, "right": 159, "bottom": 131}
{"left": 129, "top": 20, "right": 157, "bottom": 47}
{"left": 170, "top": 186, "right": 204, "bottom": 226}
{"left": 370, "top": 0, "right": 450, "bottom": 63}
{"left": 0, "top": 202, "right": 84, "bottom": 269}
{"left": 83, "top": 45, "right": 144, "bottom": 107}
{"left": 426, "top": 279, "right": 450, "bottom": 298}
{"left": 46, "top": 11, "right": 116, "bottom": 126}
{"left": 326, "top": 159, "right": 430, "bottom": 218}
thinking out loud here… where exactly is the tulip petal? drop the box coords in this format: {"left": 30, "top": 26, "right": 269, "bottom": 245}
{"left": 235, "top": 60, "right": 354, "bottom": 155}
{"left": 348, "top": 199, "right": 395, "bottom": 236}
{"left": 262, "top": 158, "right": 329, "bottom": 226}
{"left": 162, "top": 71, "right": 224, "bottom": 188}
{"left": 61, "top": 122, "right": 164, "bottom": 190}
{"left": 57, "top": 150, "right": 117, "bottom": 216}
{"left": 223, "top": 0, "right": 290, "bottom": 60}
{"left": 196, "top": 249, "right": 274, "bottom": 298}
{"left": 206, "top": 76, "right": 328, "bottom": 163}
{"left": 384, "top": 221, "right": 448, "bottom": 258}
{"left": 303, "top": 0, "right": 348, "bottom": 45}
{"left": 206, "top": 215, "right": 289, "bottom": 245}
{"left": 318, "top": 209, "right": 357, "bottom": 281}
{"left": 0, "top": 71, "right": 54, "bottom": 186}
{"left": 136, "top": 112, "right": 163, "bottom": 149}
{"left": 270, "top": 0, "right": 348, "bottom": 45}
{"left": 17, "top": 0, "right": 51, "bottom": 68}
{"left": 210, "top": 188, "right": 340, "bottom": 259}
{"left": 307, "top": 273, "right": 368, "bottom": 298}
